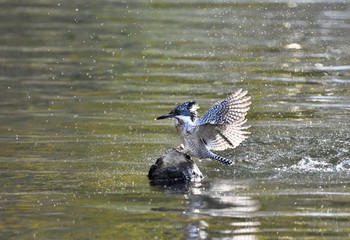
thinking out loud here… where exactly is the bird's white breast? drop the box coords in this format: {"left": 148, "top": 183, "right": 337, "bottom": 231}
{"left": 175, "top": 115, "right": 195, "bottom": 132}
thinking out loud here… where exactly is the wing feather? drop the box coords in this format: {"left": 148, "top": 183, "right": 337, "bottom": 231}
{"left": 198, "top": 123, "right": 250, "bottom": 151}
{"left": 195, "top": 89, "right": 251, "bottom": 151}
{"left": 196, "top": 89, "right": 251, "bottom": 125}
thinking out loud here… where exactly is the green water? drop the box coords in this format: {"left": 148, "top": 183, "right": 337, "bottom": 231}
{"left": 1, "top": 0, "right": 350, "bottom": 239}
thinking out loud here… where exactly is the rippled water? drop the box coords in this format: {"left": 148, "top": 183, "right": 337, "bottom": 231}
{"left": 1, "top": 0, "right": 350, "bottom": 239}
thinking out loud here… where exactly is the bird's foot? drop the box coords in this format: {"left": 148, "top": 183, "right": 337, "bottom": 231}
{"left": 175, "top": 145, "right": 192, "bottom": 160}
{"left": 176, "top": 144, "right": 185, "bottom": 152}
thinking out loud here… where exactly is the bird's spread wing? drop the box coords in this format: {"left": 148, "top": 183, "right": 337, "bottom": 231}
{"left": 196, "top": 89, "right": 251, "bottom": 125}
{"left": 195, "top": 89, "right": 251, "bottom": 151}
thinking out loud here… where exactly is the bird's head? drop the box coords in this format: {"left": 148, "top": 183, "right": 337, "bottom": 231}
{"left": 156, "top": 101, "right": 199, "bottom": 122}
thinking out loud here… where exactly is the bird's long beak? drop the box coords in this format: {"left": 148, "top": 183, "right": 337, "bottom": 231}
{"left": 156, "top": 112, "right": 175, "bottom": 120}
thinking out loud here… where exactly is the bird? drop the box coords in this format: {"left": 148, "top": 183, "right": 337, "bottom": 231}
{"left": 156, "top": 89, "right": 251, "bottom": 166}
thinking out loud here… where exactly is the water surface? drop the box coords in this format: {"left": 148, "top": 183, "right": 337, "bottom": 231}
{"left": 1, "top": 0, "right": 350, "bottom": 239}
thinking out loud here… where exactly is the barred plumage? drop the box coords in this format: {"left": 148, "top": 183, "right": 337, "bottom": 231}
{"left": 197, "top": 89, "right": 251, "bottom": 125}
{"left": 156, "top": 89, "right": 251, "bottom": 166}
{"left": 208, "top": 153, "right": 233, "bottom": 166}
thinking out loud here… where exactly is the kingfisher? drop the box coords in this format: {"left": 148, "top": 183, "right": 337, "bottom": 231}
{"left": 156, "top": 89, "right": 251, "bottom": 166}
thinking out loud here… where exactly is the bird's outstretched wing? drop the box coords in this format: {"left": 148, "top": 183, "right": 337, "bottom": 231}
{"left": 195, "top": 89, "right": 251, "bottom": 151}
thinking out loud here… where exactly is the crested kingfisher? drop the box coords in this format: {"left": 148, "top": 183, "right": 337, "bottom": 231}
{"left": 156, "top": 89, "right": 251, "bottom": 166}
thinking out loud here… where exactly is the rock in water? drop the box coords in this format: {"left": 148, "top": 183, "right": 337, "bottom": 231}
{"left": 148, "top": 148, "right": 203, "bottom": 184}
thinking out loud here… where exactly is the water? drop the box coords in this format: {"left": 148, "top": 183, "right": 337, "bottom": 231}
{"left": 1, "top": 0, "right": 350, "bottom": 239}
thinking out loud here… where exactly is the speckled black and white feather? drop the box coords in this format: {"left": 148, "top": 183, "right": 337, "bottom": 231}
{"left": 157, "top": 89, "right": 251, "bottom": 166}
{"left": 196, "top": 89, "right": 251, "bottom": 125}
{"left": 195, "top": 89, "right": 251, "bottom": 152}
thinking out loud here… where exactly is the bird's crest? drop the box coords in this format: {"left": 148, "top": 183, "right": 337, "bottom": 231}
{"left": 173, "top": 101, "right": 199, "bottom": 121}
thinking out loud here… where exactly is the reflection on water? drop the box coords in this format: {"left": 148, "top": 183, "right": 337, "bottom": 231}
{"left": 152, "top": 180, "right": 261, "bottom": 239}
{"left": 1, "top": 0, "right": 350, "bottom": 239}
{"left": 185, "top": 181, "right": 261, "bottom": 240}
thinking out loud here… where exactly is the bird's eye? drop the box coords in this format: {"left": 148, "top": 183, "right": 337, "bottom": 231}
{"left": 173, "top": 110, "right": 180, "bottom": 115}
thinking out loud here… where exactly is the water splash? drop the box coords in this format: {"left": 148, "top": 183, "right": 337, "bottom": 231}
{"left": 279, "top": 157, "right": 350, "bottom": 173}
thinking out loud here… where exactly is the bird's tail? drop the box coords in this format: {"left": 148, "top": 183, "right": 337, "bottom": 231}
{"left": 208, "top": 152, "right": 234, "bottom": 166}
